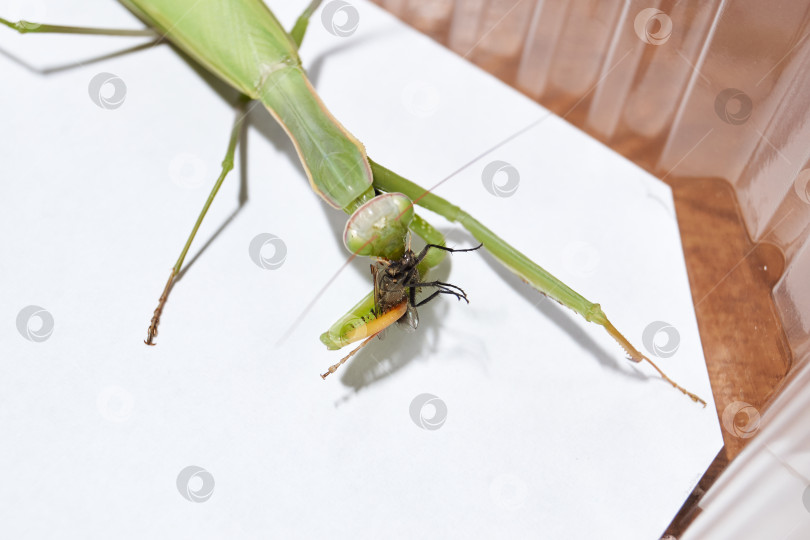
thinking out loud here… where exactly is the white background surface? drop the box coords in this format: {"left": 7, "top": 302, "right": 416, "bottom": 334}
{"left": 0, "top": 1, "right": 722, "bottom": 538}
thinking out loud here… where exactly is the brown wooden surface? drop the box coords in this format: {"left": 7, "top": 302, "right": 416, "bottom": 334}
{"left": 382, "top": 7, "right": 795, "bottom": 537}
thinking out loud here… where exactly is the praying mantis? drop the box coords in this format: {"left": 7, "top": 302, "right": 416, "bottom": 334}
{"left": 1, "top": 0, "right": 705, "bottom": 404}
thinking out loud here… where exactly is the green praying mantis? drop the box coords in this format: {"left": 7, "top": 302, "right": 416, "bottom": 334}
{"left": 1, "top": 0, "right": 705, "bottom": 405}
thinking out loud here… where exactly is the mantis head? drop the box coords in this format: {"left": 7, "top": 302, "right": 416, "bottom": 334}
{"left": 343, "top": 192, "right": 413, "bottom": 260}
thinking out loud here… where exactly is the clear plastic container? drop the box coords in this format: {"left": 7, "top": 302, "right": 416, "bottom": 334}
{"left": 375, "top": 0, "right": 810, "bottom": 535}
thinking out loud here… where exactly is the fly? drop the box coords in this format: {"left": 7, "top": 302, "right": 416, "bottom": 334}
{"left": 320, "top": 242, "right": 482, "bottom": 379}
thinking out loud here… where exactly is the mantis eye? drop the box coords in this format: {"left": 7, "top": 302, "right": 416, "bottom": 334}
{"left": 343, "top": 192, "right": 414, "bottom": 260}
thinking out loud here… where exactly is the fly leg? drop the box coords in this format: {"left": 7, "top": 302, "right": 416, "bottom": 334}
{"left": 412, "top": 243, "right": 483, "bottom": 267}
{"left": 405, "top": 243, "right": 480, "bottom": 306}
{"left": 409, "top": 281, "right": 471, "bottom": 307}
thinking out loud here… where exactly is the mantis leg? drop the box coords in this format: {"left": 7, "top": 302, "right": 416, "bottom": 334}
{"left": 145, "top": 95, "right": 250, "bottom": 345}
{"left": 369, "top": 159, "right": 706, "bottom": 405}
{"left": 289, "top": 0, "right": 324, "bottom": 48}
{"left": 0, "top": 17, "right": 156, "bottom": 37}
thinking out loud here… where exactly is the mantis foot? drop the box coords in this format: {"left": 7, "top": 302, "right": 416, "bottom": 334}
{"left": 144, "top": 269, "right": 177, "bottom": 346}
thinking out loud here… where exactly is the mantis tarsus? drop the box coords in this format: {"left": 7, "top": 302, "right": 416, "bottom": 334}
{"left": 1, "top": 0, "right": 706, "bottom": 405}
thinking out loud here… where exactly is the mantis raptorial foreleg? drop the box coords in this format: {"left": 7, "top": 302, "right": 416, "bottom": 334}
{"left": 145, "top": 95, "right": 250, "bottom": 345}
{"left": 319, "top": 220, "right": 468, "bottom": 351}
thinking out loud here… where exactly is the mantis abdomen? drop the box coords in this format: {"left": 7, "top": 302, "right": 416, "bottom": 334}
{"left": 120, "top": 0, "right": 375, "bottom": 211}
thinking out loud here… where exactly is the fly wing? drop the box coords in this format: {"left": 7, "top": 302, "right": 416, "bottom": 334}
{"left": 370, "top": 262, "right": 386, "bottom": 339}
{"left": 397, "top": 304, "right": 419, "bottom": 332}
{"left": 371, "top": 262, "right": 383, "bottom": 317}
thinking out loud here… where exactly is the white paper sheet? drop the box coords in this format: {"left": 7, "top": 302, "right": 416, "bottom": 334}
{"left": 0, "top": 1, "right": 723, "bottom": 538}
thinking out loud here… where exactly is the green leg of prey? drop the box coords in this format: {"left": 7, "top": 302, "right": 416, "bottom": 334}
{"left": 369, "top": 159, "right": 706, "bottom": 405}
{"left": 0, "top": 16, "right": 156, "bottom": 36}
{"left": 145, "top": 96, "right": 250, "bottom": 345}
